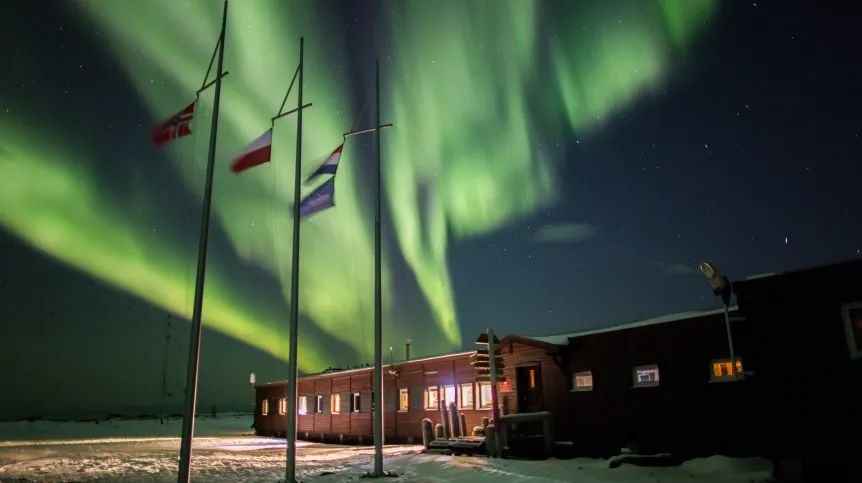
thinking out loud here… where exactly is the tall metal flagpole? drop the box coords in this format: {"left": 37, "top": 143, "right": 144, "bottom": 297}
{"left": 372, "top": 58, "right": 385, "bottom": 477}
{"left": 285, "top": 36, "right": 305, "bottom": 483}
{"left": 177, "top": 1, "right": 229, "bottom": 482}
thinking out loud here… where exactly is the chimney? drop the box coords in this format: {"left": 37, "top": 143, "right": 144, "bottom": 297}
{"left": 405, "top": 339, "right": 412, "bottom": 361}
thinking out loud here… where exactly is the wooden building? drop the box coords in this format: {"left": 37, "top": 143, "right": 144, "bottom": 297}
{"left": 254, "top": 258, "right": 862, "bottom": 469}
{"left": 733, "top": 258, "right": 862, "bottom": 480}
{"left": 255, "top": 351, "right": 501, "bottom": 443}
{"left": 512, "top": 306, "right": 754, "bottom": 457}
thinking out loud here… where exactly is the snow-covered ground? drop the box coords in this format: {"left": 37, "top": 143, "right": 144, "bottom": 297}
{"left": 0, "top": 413, "right": 773, "bottom": 482}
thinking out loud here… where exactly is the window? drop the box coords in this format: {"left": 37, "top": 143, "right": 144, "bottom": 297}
{"left": 352, "top": 392, "right": 360, "bottom": 413}
{"left": 331, "top": 394, "right": 341, "bottom": 414}
{"left": 632, "top": 364, "right": 660, "bottom": 387}
{"left": 710, "top": 358, "right": 743, "bottom": 382}
{"left": 315, "top": 395, "right": 323, "bottom": 413}
{"left": 478, "top": 382, "right": 493, "bottom": 409}
{"left": 442, "top": 385, "right": 456, "bottom": 408}
{"left": 399, "top": 389, "right": 409, "bottom": 411}
{"left": 261, "top": 399, "right": 269, "bottom": 416}
{"left": 573, "top": 371, "right": 593, "bottom": 391}
{"left": 425, "top": 386, "right": 440, "bottom": 410}
{"left": 458, "top": 383, "right": 474, "bottom": 409}
{"left": 279, "top": 398, "right": 287, "bottom": 415}
{"left": 842, "top": 304, "right": 862, "bottom": 360}
{"left": 529, "top": 369, "right": 537, "bottom": 389}
{"left": 298, "top": 396, "right": 308, "bottom": 415}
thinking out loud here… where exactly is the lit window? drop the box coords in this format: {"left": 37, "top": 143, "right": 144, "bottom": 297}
{"left": 632, "top": 364, "right": 660, "bottom": 387}
{"left": 399, "top": 389, "right": 409, "bottom": 411}
{"left": 478, "top": 382, "right": 493, "bottom": 409}
{"left": 710, "top": 358, "right": 743, "bottom": 382}
{"left": 573, "top": 371, "right": 593, "bottom": 391}
{"left": 261, "top": 399, "right": 269, "bottom": 416}
{"left": 426, "top": 386, "right": 440, "bottom": 409}
{"left": 352, "top": 392, "right": 361, "bottom": 412}
{"left": 842, "top": 304, "right": 862, "bottom": 360}
{"left": 529, "top": 369, "right": 536, "bottom": 389}
{"left": 442, "top": 385, "right": 456, "bottom": 407}
{"left": 298, "top": 396, "right": 308, "bottom": 415}
{"left": 331, "top": 394, "right": 341, "bottom": 414}
{"left": 458, "top": 383, "right": 474, "bottom": 409}
{"left": 315, "top": 395, "right": 323, "bottom": 413}
{"left": 279, "top": 398, "right": 287, "bottom": 415}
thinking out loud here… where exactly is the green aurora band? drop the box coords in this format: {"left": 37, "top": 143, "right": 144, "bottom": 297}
{"left": 0, "top": 0, "right": 716, "bottom": 371}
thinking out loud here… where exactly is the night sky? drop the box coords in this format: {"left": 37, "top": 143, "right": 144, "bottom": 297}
{"left": 1, "top": 0, "right": 859, "bottom": 420}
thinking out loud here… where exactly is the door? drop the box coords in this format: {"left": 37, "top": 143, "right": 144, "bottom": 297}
{"left": 515, "top": 365, "right": 543, "bottom": 435}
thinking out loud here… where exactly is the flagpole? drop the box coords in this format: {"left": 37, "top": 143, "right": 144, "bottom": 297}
{"left": 372, "top": 57, "right": 385, "bottom": 477}
{"left": 177, "top": 1, "right": 228, "bottom": 482}
{"left": 285, "top": 36, "right": 305, "bottom": 483}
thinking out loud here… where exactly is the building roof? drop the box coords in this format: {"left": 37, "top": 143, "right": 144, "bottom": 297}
{"left": 520, "top": 305, "right": 739, "bottom": 346}
{"left": 735, "top": 257, "right": 862, "bottom": 287}
{"left": 256, "top": 350, "right": 477, "bottom": 387}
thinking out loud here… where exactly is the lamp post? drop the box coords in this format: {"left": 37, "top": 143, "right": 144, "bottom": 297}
{"left": 699, "top": 261, "right": 740, "bottom": 381}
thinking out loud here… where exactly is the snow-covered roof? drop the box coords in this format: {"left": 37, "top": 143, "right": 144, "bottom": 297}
{"left": 257, "top": 350, "right": 477, "bottom": 387}
{"left": 523, "top": 306, "right": 739, "bottom": 346}
{"left": 742, "top": 272, "right": 779, "bottom": 281}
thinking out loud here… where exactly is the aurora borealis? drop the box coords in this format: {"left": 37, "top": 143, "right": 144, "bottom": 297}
{"left": 3, "top": 0, "right": 861, "bottom": 417}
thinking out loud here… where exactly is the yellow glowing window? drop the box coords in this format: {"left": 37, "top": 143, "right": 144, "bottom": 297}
{"left": 399, "top": 389, "right": 409, "bottom": 411}
{"left": 426, "top": 386, "right": 440, "bottom": 409}
{"left": 710, "top": 358, "right": 743, "bottom": 382}
{"left": 261, "top": 399, "right": 269, "bottom": 416}
{"left": 459, "top": 383, "right": 474, "bottom": 409}
{"left": 442, "top": 385, "right": 456, "bottom": 407}
{"left": 478, "top": 382, "right": 493, "bottom": 409}
{"left": 298, "top": 396, "right": 308, "bottom": 415}
{"left": 331, "top": 394, "right": 341, "bottom": 414}
{"left": 279, "top": 398, "right": 287, "bottom": 415}
{"left": 529, "top": 369, "right": 536, "bottom": 389}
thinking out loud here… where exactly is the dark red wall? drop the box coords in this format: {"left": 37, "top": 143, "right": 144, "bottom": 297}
{"left": 559, "top": 311, "right": 755, "bottom": 457}
{"left": 734, "top": 259, "right": 862, "bottom": 479}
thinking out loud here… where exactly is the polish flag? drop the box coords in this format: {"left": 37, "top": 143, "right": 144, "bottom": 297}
{"left": 230, "top": 129, "right": 273, "bottom": 173}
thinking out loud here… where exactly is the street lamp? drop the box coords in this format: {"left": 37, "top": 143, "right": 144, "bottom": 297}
{"left": 699, "top": 261, "right": 740, "bottom": 381}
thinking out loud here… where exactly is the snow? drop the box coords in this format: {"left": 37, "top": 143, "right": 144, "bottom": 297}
{"left": 525, "top": 306, "right": 740, "bottom": 346}
{"left": 0, "top": 413, "right": 773, "bottom": 482}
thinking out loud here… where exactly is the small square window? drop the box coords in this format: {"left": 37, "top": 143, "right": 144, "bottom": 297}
{"left": 710, "top": 358, "right": 743, "bottom": 382}
{"left": 632, "top": 364, "right": 660, "bottom": 387}
{"left": 331, "top": 394, "right": 341, "bottom": 414}
{"left": 425, "top": 386, "right": 439, "bottom": 410}
{"left": 261, "top": 399, "right": 269, "bottom": 416}
{"left": 399, "top": 389, "right": 409, "bottom": 411}
{"left": 572, "top": 371, "right": 593, "bottom": 391}
{"left": 279, "top": 398, "right": 287, "bottom": 415}
{"left": 458, "top": 383, "right": 474, "bottom": 409}
{"left": 298, "top": 396, "right": 308, "bottom": 415}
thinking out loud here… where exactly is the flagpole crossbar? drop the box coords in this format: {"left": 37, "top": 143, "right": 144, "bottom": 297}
{"left": 343, "top": 124, "right": 393, "bottom": 139}
{"left": 272, "top": 103, "right": 312, "bottom": 123}
{"left": 196, "top": 71, "right": 230, "bottom": 95}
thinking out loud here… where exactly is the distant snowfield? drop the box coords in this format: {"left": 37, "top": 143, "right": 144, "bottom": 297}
{"left": 0, "top": 413, "right": 773, "bottom": 482}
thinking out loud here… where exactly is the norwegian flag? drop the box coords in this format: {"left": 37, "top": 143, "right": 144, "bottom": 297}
{"left": 152, "top": 101, "right": 196, "bottom": 147}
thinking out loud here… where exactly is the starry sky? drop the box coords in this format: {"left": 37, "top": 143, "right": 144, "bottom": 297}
{"left": 1, "top": 0, "right": 859, "bottom": 420}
